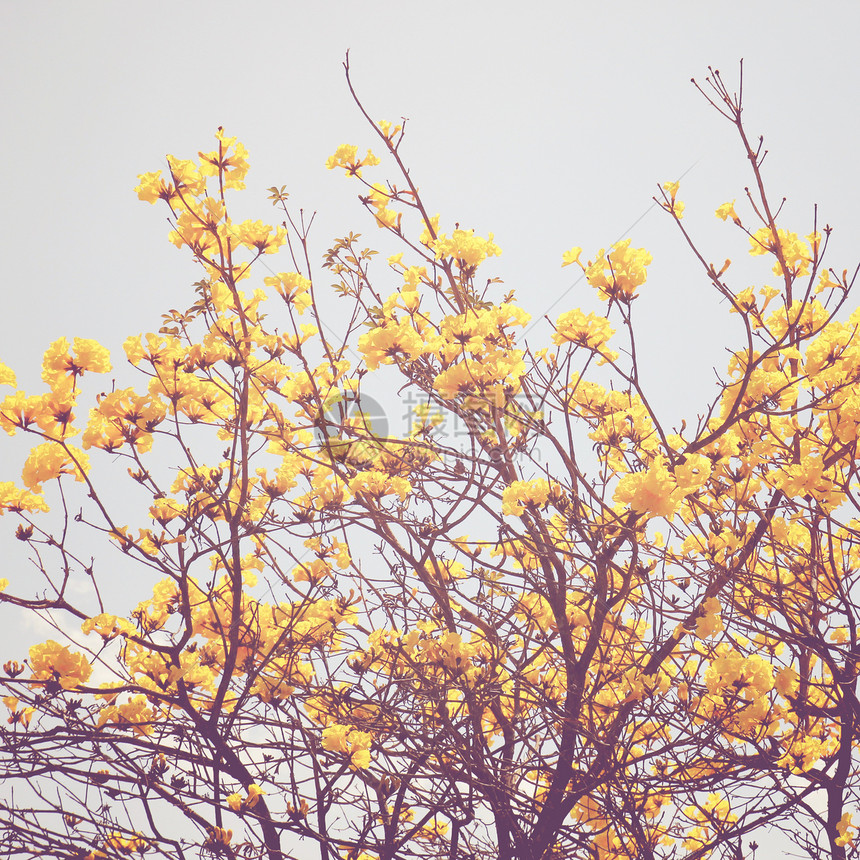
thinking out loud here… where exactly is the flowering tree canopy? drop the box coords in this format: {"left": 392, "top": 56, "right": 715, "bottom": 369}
{"left": 1, "top": 64, "right": 859, "bottom": 860}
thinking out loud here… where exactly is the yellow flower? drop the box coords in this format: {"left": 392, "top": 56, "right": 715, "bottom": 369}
{"left": 715, "top": 200, "right": 741, "bottom": 224}
{"left": 358, "top": 319, "right": 427, "bottom": 369}
{"left": 552, "top": 309, "right": 614, "bottom": 351}
{"left": 29, "top": 640, "right": 92, "bottom": 690}
{"left": 97, "top": 694, "right": 156, "bottom": 736}
{"left": 730, "top": 286, "right": 757, "bottom": 314}
{"left": 82, "top": 613, "right": 135, "bottom": 640}
{"left": 198, "top": 129, "right": 250, "bottom": 189}
{"left": 0, "top": 361, "right": 16, "bottom": 386}
{"left": 771, "top": 440, "right": 841, "bottom": 507}
{"left": 321, "top": 723, "right": 373, "bottom": 769}
{"left": 377, "top": 119, "right": 402, "bottom": 141}
{"left": 326, "top": 144, "right": 359, "bottom": 170}
{"left": 348, "top": 470, "right": 412, "bottom": 501}
{"left": 73, "top": 338, "right": 112, "bottom": 375}
{"left": 134, "top": 170, "right": 165, "bottom": 203}
{"left": 672, "top": 453, "right": 712, "bottom": 494}
{"left": 682, "top": 793, "right": 737, "bottom": 848}
{"left": 774, "top": 666, "right": 798, "bottom": 697}
{"left": 165, "top": 154, "right": 205, "bottom": 199}
{"left": 613, "top": 458, "right": 681, "bottom": 519}
{"left": 350, "top": 743, "right": 372, "bottom": 770}
{"left": 22, "top": 442, "right": 90, "bottom": 492}
{"left": 704, "top": 646, "right": 774, "bottom": 699}
{"left": 695, "top": 597, "right": 724, "bottom": 639}
{"left": 836, "top": 812, "right": 855, "bottom": 848}
{"left": 561, "top": 246, "right": 583, "bottom": 268}
{"left": 0, "top": 391, "right": 50, "bottom": 435}
{"left": 661, "top": 181, "right": 684, "bottom": 218}
{"left": 419, "top": 214, "right": 441, "bottom": 247}
{"left": 433, "top": 228, "right": 502, "bottom": 270}
{"left": 0, "top": 481, "right": 48, "bottom": 515}
{"left": 749, "top": 226, "right": 811, "bottom": 277}
{"left": 326, "top": 144, "right": 380, "bottom": 175}
{"left": 4, "top": 695, "right": 35, "bottom": 728}
{"left": 264, "top": 272, "right": 312, "bottom": 313}
{"left": 584, "top": 239, "right": 652, "bottom": 302}
{"left": 82, "top": 388, "right": 166, "bottom": 453}
{"left": 502, "top": 479, "right": 555, "bottom": 517}
{"left": 41, "top": 337, "right": 111, "bottom": 387}
{"left": 416, "top": 818, "right": 450, "bottom": 842}
{"left": 206, "top": 827, "right": 233, "bottom": 847}
{"left": 123, "top": 335, "right": 145, "bottom": 366}
{"left": 322, "top": 723, "right": 352, "bottom": 753}
{"left": 365, "top": 183, "right": 402, "bottom": 231}
{"left": 245, "top": 784, "right": 265, "bottom": 808}
{"left": 815, "top": 270, "right": 842, "bottom": 294}
{"left": 234, "top": 219, "right": 287, "bottom": 254}
{"left": 105, "top": 832, "right": 148, "bottom": 853}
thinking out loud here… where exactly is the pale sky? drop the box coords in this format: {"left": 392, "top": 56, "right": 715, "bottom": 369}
{"left": 4, "top": 1, "right": 859, "bottom": 417}
{"left": 2, "top": 2, "right": 860, "bottom": 856}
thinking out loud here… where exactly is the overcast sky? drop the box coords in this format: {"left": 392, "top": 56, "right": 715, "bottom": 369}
{"left": 4, "top": 1, "right": 860, "bottom": 417}
{"left": 2, "top": 2, "right": 860, "bottom": 855}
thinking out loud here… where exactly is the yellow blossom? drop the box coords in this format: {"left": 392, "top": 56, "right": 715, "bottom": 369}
{"left": 502, "top": 479, "right": 556, "bottom": 517}
{"left": 715, "top": 200, "right": 741, "bottom": 224}
{"left": 774, "top": 666, "right": 798, "bottom": 697}
{"left": 321, "top": 722, "right": 373, "bottom": 769}
{"left": 264, "top": 272, "right": 312, "bottom": 312}
{"left": 348, "top": 470, "right": 411, "bottom": 501}
{"left": 246, "top": 784, "right": 265, "bottom": 808}
{"left": 358, "top": 319, "right": 427, "bottom": 369}
{"left": 583, "top": 239, "right": 652, "bottom": 302}
{"left": 561, "top": 247, "right": 583, "bottom": 268}
{"left": 234, "top": 219, "right": 287, "bottom": 254}
{"left": 836, "top": 812, "right": 855, "bottom": 848}
{"left": 662, "top": 181, "right": 684, "bottom": 218}
{"left": 134, "top": 170, "right": 170, "bottom": 205}
{"left": 613, "top": 458, "right": 682, "bottom": 519}
{"left": 326, "top": 144, "right": 380, "bottom": 175}
{"left": 22, "top": 442, "right": 90, "bottom": 492}
{"left": 695, "top": 597, "right": 724, "bottom": 639}
{"left": 377, "top": 119, "right": 402, "bottom": 141}
{"left": 433, "top": 228, "right": 501, "bottom": 271}
{"left": 749, "top": 226, "right": 811, "bottom": 277}
{"left": 42, "top": 337, "right": 111, "bottom": 387}
{"left": 97, "top": 694, "right": 156, "bottom": 736}
{"left": 552, "top": 309, "right": 614, "bottom": 352}
{"left": 29, "top": 640, "right": 92, "bottom": 690}
{"left": 206, "top": 827, "right": 233, "bottom": 847}
{"left": 198, "top": 129, "right": 250, "bottom": 189}
{"left": 0, "top": 481, "right": 48, "bottom": 515}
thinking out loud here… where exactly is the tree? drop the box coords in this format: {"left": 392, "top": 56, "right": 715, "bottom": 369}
{"left": 1, "top": 61, "right": 858, "bottom": 860}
